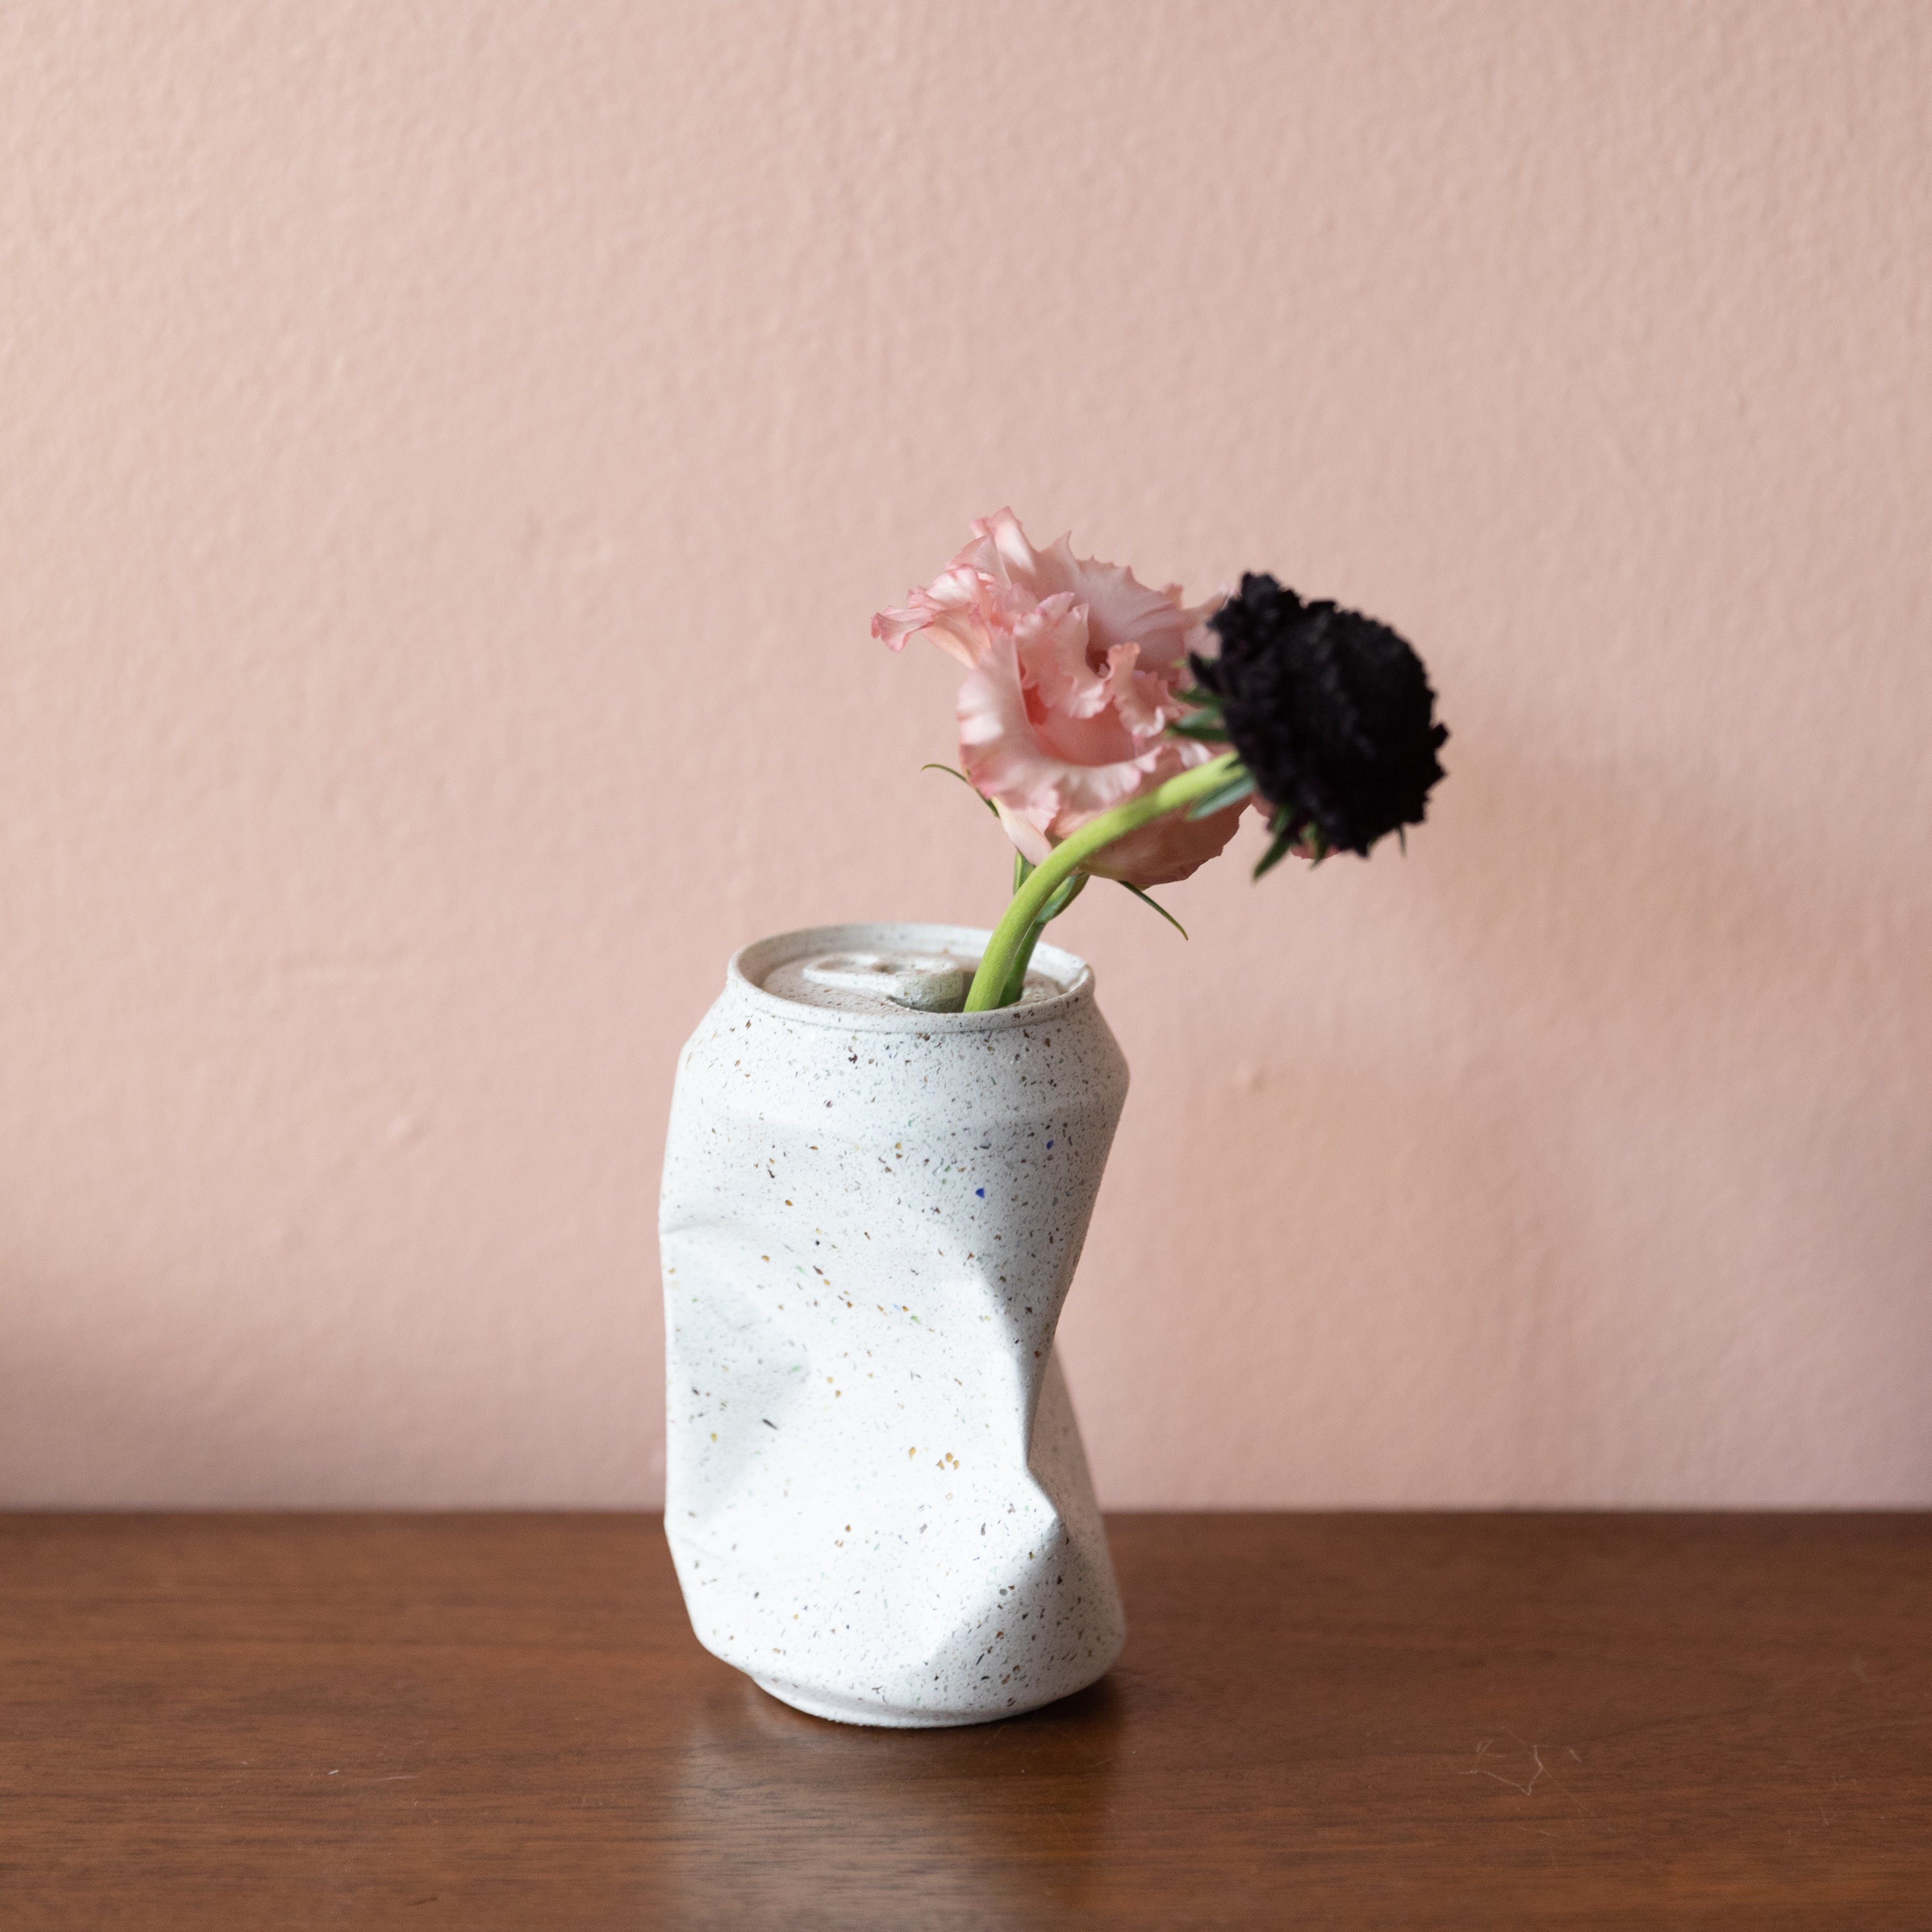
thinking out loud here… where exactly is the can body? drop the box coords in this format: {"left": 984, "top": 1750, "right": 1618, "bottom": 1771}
{"left": 659, "top": 923, "right": 1129, "bottom": 1726}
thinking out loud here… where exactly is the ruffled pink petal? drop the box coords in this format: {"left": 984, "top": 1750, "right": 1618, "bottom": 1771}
{"left": 959, "top": 641, "right": 1159, "bottom": 833}
{"left": 1016, "top": 537, "right": 1208, "bottom": 674}
{"left": 874, "top": 563, "right": 1007, "bottom": 667}
{"left": 1080, "top": 795, "right": 1246, "bottom": 886}
{"left": 1034, "top": 732, "right": 1211, "bottom": 834}
{"left": 872, "top": 604, "right": 926, "bottom": 650}
{"left": 1015, "top": 595, "right": 1109, "bottom": 722}
{"left": 992, "top": 799, "right": 1053, "bottom": 867}
{"left": 979, "top": 508, "right": 1046, "bottom": 590}
{"left": 1099, "top": 642, "right": 1190, "bottom": 740}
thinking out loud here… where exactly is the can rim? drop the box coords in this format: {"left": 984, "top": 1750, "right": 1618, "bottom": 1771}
{"left": 726, "top": 922, "right": 1097, "bottom": 1033}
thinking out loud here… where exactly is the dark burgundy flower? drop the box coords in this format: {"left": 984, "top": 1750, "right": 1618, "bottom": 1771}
{"left": 1186, "top": 574, "right": 1447, "bottom": 871}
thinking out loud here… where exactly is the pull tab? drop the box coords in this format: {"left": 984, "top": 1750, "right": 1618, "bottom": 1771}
{"left": 799, "top": 952, "right": 971, "bottom": 1013}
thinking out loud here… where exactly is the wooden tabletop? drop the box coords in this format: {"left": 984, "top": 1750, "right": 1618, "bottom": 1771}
{"left": 3, "top": 1513, "right": 1927, "bottom": 1928}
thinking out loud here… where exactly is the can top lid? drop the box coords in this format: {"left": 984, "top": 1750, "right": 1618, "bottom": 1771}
{"left": 727, "top": 923, "right": 1095, "bottom": 1032}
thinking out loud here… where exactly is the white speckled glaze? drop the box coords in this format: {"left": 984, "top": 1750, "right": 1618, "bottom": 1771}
{"left": 660, "top": 923, "right": 1130, "bottom": 1727}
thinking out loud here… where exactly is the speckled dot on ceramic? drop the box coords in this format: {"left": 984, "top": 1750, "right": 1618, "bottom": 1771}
{"left": 659, "top": 923, "right": 1130, "bottom": 1727}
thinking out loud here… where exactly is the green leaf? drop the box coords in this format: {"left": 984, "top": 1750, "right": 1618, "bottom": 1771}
{"left": 921, "top": 762, "right": 998, "bottom": 816}
{"left": 1252, "top": 826, "right": 1298, "bottom": 880}
{"left": 1184, "top": 772, "right": 1256, "bottom": 820}
{"left": 1115, "top": 878, "right": 1188, "bottom": 939}
{"left": 1167, "top": 717, "right": 1232, "bottom": 743}
{"left": 1039, "top": 871, "right": 1088, "bottom": 923}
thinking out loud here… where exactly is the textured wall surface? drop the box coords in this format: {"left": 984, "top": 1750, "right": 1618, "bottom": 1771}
{"left": 3, "top": 1, "right": 1927, "bottom": 1506}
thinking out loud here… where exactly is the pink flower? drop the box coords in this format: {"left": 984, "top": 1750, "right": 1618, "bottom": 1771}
{"left": 875, "top": 511, "right": 1245, "bottom": 887}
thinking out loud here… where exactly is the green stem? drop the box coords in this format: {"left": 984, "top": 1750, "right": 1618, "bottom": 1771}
{"left": 996, "top": 871, "right": 1088, "bottom": 1007}
{"left": 964, "top": 753, "right": 1240, "bottom": 1012}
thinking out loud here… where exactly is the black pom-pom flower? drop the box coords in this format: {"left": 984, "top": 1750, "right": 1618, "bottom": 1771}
{"left": 1183, "top": 574, "right": 1448, "bottom": 875}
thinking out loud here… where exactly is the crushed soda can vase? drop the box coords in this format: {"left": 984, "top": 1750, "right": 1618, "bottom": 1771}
{"left": 659, "top": 921, "right": 1129, "bottom": 1727}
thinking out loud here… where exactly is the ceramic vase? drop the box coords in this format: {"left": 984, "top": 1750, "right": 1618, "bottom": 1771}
{"left": 659, "top": 922, "right": 1129, "bottom": 1727}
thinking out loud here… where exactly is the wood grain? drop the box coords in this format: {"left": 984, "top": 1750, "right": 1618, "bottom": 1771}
{"left": 2, "top": 1514, "right": 1927, "bottom": 1928}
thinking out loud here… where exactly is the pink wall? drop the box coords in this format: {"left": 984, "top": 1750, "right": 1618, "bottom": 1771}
{"left": 2, "top": 2, "right": 1927, "bottom": 1506}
